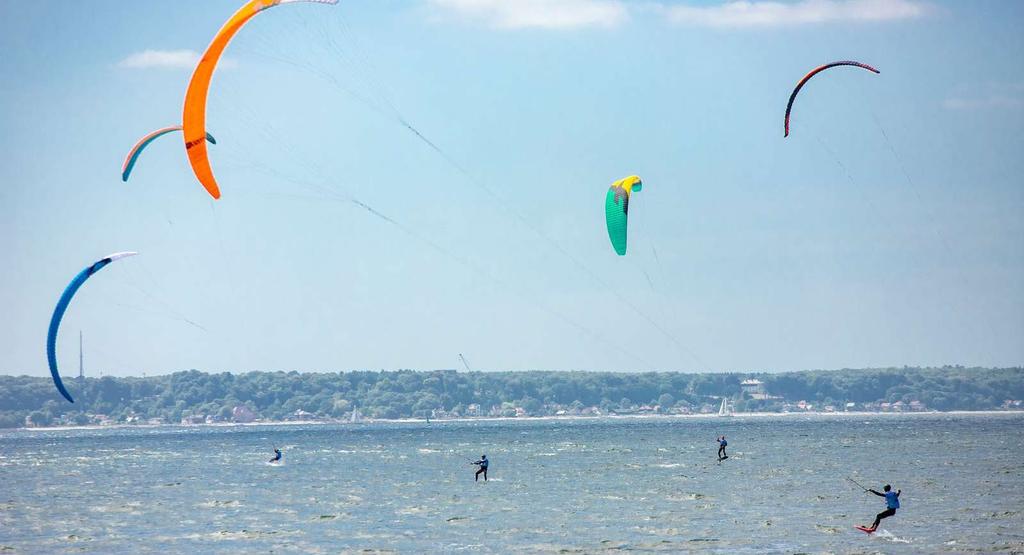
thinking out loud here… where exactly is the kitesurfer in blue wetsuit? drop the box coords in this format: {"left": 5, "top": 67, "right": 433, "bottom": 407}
{"left": 269, "top": 448, "right": 282, "bottom": 463}
{"left": 717, "top": 436, "right": 728, "bottom": 460}
{"left": 472, "top": 455, "right": 488, "bottom": 481}
{"left": 866, "top": 484, "right": 901, "bottom": 530}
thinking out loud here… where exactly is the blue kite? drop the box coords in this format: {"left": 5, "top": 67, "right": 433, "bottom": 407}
{"left": 47, "top": 252, "right": 137, "bottom": 402}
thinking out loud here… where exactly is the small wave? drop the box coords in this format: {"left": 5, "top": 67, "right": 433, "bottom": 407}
{"left": 197, "top": 500, "right": 243, "bottom": 508}
{"left": 208, "top": 529, "right": 282, "bottom": 541}
{"left": 874, "top": 530, "right": 911, "bottom": 543}
{"left": 338, "top": 494, "right": 364, "bottom": 504}
{"left": 89, "top": 503, "right": 142, "bottom": 514}
{"left": 639, "top": 527, "right": 684, "bottom": 536}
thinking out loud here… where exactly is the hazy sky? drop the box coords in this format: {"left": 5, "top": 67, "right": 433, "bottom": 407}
{"left": 1, "top": 0, "right": 1021, "bottom": 377}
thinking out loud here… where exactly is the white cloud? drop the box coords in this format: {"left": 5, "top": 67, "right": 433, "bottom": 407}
{"left": 661, "top": 0, "right": 929, "bottom": 28}
{"left": 118, "top": 49, "right": 201, "bottom": 70}
{"left": 943, "top": 83, "right": 1024, "bottom": 111}
{"left": 428, "top": 0, "right": 628, "bottom": 29}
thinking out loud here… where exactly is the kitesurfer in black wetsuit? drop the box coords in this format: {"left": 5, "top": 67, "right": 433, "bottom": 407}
{"left": 717, "top": 436, "right": 728, "bottom": 460}
{"left": 269, "top": 448, "right": 282, "bottom": 463}
{"left": 472, "top": 455, "right": 488, "bottom": 481}
{"left": 866, "top": 484, "right": 900, "bottom": 530}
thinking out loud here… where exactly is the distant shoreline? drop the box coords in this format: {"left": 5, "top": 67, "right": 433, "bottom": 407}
{"left": 10, "top": 409, "right": 1023, "bottom": 433}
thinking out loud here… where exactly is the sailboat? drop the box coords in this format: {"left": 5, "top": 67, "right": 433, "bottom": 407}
{"left": 718, "top": 397, "right": 732, "bottom": 417}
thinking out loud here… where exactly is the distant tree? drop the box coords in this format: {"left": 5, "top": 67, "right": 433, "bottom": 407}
{"left": 27, "top": 410, "right": 52, "bottom": 427}
{"left": 658, "top": 393, "right": 675, "bottom": 408}
{"left": 520, "top": 397, "right": 543, "bottom": 415}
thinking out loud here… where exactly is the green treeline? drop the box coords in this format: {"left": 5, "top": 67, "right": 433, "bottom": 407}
{"left": 1, "top": 366, "right": 1022, "bottom": 428}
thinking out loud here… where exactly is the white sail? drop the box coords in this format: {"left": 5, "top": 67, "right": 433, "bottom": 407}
{"left": 718, "top": 398, "right": 730, "bottom": 416}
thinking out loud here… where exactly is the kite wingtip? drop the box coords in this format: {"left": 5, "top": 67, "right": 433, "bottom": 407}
{"left": 203, "top": 183, "right": 222, "bottom": 200}
{"left": 57, "top": 388, "right": 75, "bottom": 403}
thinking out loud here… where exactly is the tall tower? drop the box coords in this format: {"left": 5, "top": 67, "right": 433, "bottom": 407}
{"left": 78, "top": 331, "right": 84, "bottom": 381}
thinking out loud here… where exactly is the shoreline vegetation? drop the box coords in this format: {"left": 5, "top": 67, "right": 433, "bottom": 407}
{"left": 1, "top": 366, "right": 1021, "bottom": 429}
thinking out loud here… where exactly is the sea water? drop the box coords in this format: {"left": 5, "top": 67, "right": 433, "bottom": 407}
{"left": 1, "top": 413, "right": 1022, "bottom": 553}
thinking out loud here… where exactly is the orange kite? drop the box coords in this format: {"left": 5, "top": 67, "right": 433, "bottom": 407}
{"left": 182, "top": 0, "right": 338, "bottom": 199}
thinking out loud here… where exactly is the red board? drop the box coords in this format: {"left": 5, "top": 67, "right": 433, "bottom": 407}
{"left": 855, "top": 525, "right": 875, "bottom": 534}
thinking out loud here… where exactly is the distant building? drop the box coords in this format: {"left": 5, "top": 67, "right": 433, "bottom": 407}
{"left": 741, "top": 379, "right": 778, "bottom": 400}
{"left": 181, "top": 414, "right": 205, "bottom": 425}
{"left": 232, "top": 406, "right": 257, "bottom": 423}
{"left": 741, "top": 379, "right": 764, "bottom": 395}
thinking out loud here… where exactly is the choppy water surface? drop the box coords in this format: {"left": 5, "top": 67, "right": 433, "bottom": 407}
{"left": 1, "top": 413, "right": 1022, "bottom": 553}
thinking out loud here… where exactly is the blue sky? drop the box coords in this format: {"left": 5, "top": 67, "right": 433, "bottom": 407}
{"left": 1, "top": 0, "right": 1021, "bottom": 377}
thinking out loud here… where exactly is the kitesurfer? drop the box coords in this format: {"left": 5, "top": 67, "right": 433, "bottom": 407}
{"left": 472, "top": 455, "right": 488, "bottom": 481}
{"left": 270, "top": 448, "right": 282, "bottom": 463}
{"left": 717, "top": 436, "right": 728, "bottom": 460}
{"left": 865, "top": 484, "right": 900, "bottom": 530}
